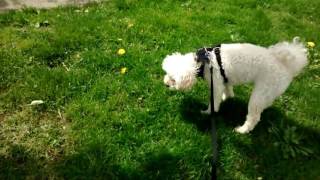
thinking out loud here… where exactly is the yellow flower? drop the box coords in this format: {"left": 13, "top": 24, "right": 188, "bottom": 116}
{"left": 128, "top": 23, "right": 134, "bottom": 28}
{"left": 120, "top": 67, "right": 127, "bottom": 74}
{"left": 307, "top": 42, "right": 315, "bottom": 48}
{"left": 117, "top": 48, "right": 126, "bottom": 55}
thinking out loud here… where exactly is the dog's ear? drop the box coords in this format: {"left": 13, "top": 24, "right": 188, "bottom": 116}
{"left": 196, "top": 48, "right": 207, "bottom": 62}
{"left": 196, "top": 47, "right": 213, "bottom": 62}
{"left": 176, "top": 72, "right": 197, "bottom": 90}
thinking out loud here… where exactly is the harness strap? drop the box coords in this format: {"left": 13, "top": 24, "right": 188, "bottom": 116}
{"left": 196, "top": 44, "right": 228, "bottom": 84}
{"left": 213, "top": 45, "right": 228, "bottom": 83}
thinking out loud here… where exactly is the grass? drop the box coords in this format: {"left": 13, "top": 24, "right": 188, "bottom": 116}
{"left": 0, "top": 0, "right": 319, "bottom": 179}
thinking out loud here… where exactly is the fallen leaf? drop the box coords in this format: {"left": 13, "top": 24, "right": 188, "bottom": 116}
{"left": 29, "top": 100, "right": 44, "bottom": 106}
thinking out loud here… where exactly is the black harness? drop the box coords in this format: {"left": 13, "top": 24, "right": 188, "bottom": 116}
{"left": 196, "top": 44, "right": 228, "bottom": 83}
{"left": 195, "top": 44, "right": 227, "bottom": 179}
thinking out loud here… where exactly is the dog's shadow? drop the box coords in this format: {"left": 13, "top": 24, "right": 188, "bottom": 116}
{"left": 180, "top": 96, "right": 248, "bottom": 132}
{"left": 180, "top": 95, "right": 320, "bottom": 179}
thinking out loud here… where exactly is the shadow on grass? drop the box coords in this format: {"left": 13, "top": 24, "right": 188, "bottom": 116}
{"left": 1, "top": 96, "right": 318, "bottom": 179}
{"left": 0, "top": 145, "right": 45, "bottom": 179}
{"left": 0, "top": 144, "right": 192, "bottom": 179}
{"left": 0, "top": 143, "right": 134, "bottom": 179}
{"left": 180, "top": 95, "right": 320, "bottom": 179}
{"left": 54, "top": 146, "right": 197, "bottom": 179}
{"left": 180, "top": 96, "right": 248, "bottom": 132}
{"left": 138, "top": 151, "right": 194, "bottom": 179}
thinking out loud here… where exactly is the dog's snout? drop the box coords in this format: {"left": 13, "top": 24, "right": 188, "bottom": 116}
{"left": 165, "top": 84, "right": 170, "bottom": 87}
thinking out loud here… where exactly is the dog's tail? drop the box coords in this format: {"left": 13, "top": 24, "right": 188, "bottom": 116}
{"left": 269, "top": 37, "right": 308, "bottom": 77}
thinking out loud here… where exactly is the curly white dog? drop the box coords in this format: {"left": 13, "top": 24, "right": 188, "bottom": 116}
{"left": 162, "top": 37, "right": 308, "bottom": 134}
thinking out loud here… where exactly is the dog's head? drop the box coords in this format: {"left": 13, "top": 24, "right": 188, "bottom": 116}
{"left": 162, "top": 52, "right": 200, "bottom": 90}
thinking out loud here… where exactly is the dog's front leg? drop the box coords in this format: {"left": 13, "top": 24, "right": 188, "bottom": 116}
{"left": 201, "top": 103, "right": 211, "bottom": 115}
{"left": 213, "top": 82, "right": 224, "bottom": 112}
{"left": 200, "top": 86, "right": 213, "bottom": 115}
{"left": 223, "top": 85, "right": 234, "bottom": 101}
{"left": 201, "top": 81, "right": 224, "bottom": 115}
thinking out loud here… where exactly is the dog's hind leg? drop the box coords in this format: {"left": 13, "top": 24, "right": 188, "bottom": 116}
{"left": 235, "top": 79, "right": 290, "bottom": 134}
{"left": 235, "top": 96, "right": 264, "bottom": 134}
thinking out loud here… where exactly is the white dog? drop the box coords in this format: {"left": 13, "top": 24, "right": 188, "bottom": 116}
{"left": 162, "top": 37, "right": 307, "bottom": 133}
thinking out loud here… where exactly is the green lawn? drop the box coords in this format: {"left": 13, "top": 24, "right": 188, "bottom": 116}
{"left": 0, "top": 0, "right": 319, "bottom": 179}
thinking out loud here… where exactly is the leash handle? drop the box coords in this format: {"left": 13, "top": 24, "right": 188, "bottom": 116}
{"left": 210, "top": 66, "right": 218, "bottom": 180}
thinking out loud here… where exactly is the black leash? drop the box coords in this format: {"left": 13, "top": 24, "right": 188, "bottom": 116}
{"left": 196, "top": 44, "right": 225, "bottom": 179}
{"left": 210, "top": 65, "right": 218, "bottom": 180}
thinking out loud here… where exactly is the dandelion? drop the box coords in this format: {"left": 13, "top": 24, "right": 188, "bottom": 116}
{"left": 34, "top": 22, "right": 40, "bottom": 28}
{"left": 128, "top": 22, "right": 134, "bottom": 28}
{"left": 307, "top": 41, "right": 315, "bottom": 48}
{"left": 117, "top": 48, "right": 126, "bottom": 55}
{"left": 120, "top": 67, "right": 127, "bottom": 74}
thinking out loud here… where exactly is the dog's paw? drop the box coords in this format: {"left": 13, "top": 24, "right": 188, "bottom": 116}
{"left": 234, "top": 126, "right": 250, "bottom": 134}
{"left": 201, "top": 109, "right": 211, "bottom": 115}
{"left": 222, "top": 93, "right": 227, "bottom": 101}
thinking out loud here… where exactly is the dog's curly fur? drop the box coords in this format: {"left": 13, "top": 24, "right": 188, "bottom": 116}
{"left": 162, "top": 37, "right": 308, "bottom": 133}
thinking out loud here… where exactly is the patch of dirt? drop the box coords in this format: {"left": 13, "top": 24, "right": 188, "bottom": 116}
{"left": 0, "top": 0, "right": 8, "bottom": 8}
{"left": 0, "top": 113, "right": 5, "bottom": 122}
{"left": 0, "top": 0, "right": 99, "bottom": 11}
